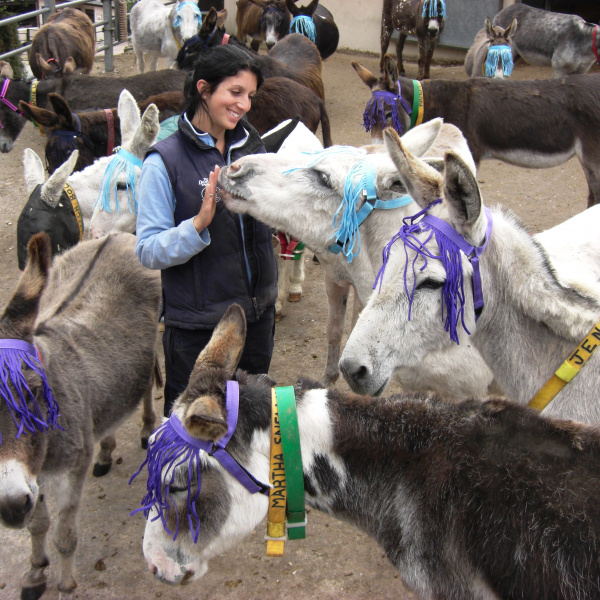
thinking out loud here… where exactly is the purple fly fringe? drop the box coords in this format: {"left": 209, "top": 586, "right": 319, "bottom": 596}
{"left": 130, "top": 415, "right": 206, "bottom": 543}
{"left": 0, "top": 340, "right": 60, "bottom": 445}
{"left": 363, "top": 90, "right": 405, "bottom": 134}
{"left": 374, "top": 199, "right": 470, "bottom": 344}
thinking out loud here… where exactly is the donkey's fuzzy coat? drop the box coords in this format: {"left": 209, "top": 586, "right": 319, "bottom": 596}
{"left": 141, "top": 304, "right": 600, "bottom": 600}
{"left": 0, "top": 232, "right": 160, "bottom": 599}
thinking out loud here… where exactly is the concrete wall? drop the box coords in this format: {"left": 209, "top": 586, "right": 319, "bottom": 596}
{"left": 223, "top": 0, "right": 517, "bottom": 62}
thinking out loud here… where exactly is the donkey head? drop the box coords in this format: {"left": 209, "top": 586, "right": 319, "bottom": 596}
{"left": 176, "top": 7, "right": 228, "bottom": 70}
{"left": 0, "top": 62, "right": 28, "bottom": 154}
{"left": 482, "top": 17, "right": 517, "bottom": 79}
{"left": 89, "top": 89, "right": 159, "bottom": 239}
{"left": 171, "top": 0, "right": 202, "bottom": 44}
{"left": 140, "top": 304, "right": 273, "bottom": 584}
{"left": 0, "top": 233, "right": 55, "bottom": 529}
{"left": 340, "top": 127, "right": 486, "bottom": 395}
{"left": 260, "top": 0, "right": 289, "bottom": 49}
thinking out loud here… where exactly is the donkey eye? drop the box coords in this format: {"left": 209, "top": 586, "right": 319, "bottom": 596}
{"left": 315, "top": 170, "right": 331, "bottom": 188}
{"left": 417, "top": 278, "right": 444, "bottom": 290}
{"left": 116, "top": 182, "right": 128, "bottom": 191}
{"left": 168, "top": 484, "right": 188, "bottom": 494}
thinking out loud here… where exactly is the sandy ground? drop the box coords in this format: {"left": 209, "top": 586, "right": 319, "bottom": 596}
{"left": 0, "top": 43, "right": 593, "bottom": 600}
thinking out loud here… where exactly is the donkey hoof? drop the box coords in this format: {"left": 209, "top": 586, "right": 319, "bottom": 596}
{"left": 141, "top": 436, "right": 149, "bottom": 450}
{"left": 21, "top": 582, "right": 47, "bottom": 600}
{"left": 288, "top": 292, "right": 302, "bottom": 303}
{"left": 92, "top": 462, "right": 112, "bottom": 477}
{"left": 275, "top": 312, "right": 283, "bottom": 323}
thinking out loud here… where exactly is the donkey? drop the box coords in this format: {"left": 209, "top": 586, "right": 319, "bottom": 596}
{"left": 0, "top": 60, "right": 186, "bottom": 153}
{"left": 464, "top": 16, "right": 517, "bottom": 78}
{"left": 236, "top": 0, "right": 290, "bottom": 51}
{"left": 28, "top": 8, "right": 96, "bottom": 79}
{"left": 20, "top": 89, "right": 159, "bottom": 255}
{"left": 341, "top": 127, "right": 600, "bottom": 424}
{"left": 19, "top": 91, "right": 184, "bottom": 174}
{"left": 218, "top": 118, "right": 498, "bottom": 397}
{"left": 137, "top": 303, "right": 600, "bottom": 600}
{"left": 493, "top": 3, "right": 600, "bottom": 78}
{"left": 352, "top": 56, "right": 600, "bottom": 207}
{"left": 380, "top": 0, "right": 446, "bottom": 80}
{"left": 131, "top": 0, "right": 202, "bottom": 73}
{"left": 0, "top": 232, "right": 160, "bottom": 600}
{"left": 286, "top": 0, "right": 339, "bottom": 60}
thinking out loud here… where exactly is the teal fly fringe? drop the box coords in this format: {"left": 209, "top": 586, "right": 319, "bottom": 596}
{"left": 289, "top": 15, "right": 316, "bottom": 42}
{"left": 96, "top": 148, "right": 142, "bottom": 215}
{"left": 422, "top": 0, "right": 446, "bottom": 19}
{"left": 173, "top": 1, "right": 201, "bottom": 28}
{"left": 330, "top": 160, "right": 370, "bottom": 263}
{"left": 485, "top": 45, "right": 513, "bottom": 78}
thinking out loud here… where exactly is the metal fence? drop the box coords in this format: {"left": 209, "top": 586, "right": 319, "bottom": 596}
{"left": 0, "top": 0, "right": 120, "bottom": 72}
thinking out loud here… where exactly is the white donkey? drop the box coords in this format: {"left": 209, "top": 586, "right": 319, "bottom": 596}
{"left": 21, "top": 89, "right": 159, "bottom": 249}
{"left": 219, "top": 118, "right": 497, "bottom": 398}
{"left": 138, "top": 304, "right": 600, "bottom": 600}
{"left": 131, "top": 0, "right": 202, "bottom": 73}
{"left": 341, "top": 127, "right": 600, "bottom": 423}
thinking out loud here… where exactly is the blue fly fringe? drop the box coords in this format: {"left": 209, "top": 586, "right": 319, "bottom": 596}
{"left": 374, "top": 199, "right": 469, "bottom": 344}
{"left": 289, "top": 15, "right": 316, "bottom": 42}
{"left": 0, "top": 342, "right": 61, "bottom": 445}
{"left": 485, "top": 45, "right": 513, "bottom": 78}
{"left": 173, "top": 1, "right": 201, "bottom": 28}
{"left": 130, "top": 417, "right": 205, "bottom": 543}
{"left": 422, "top": 0, "right": 446, "bottom": 19}
{"left": 96, "top": 148, "right": 141, "bottom": 215}
{"left": 363, "top": 90, "right": 405, "bottom": 134}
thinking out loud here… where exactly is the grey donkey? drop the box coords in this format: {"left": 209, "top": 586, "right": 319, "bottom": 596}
{"left": 0, "top": 232, "right": 161, "bottom": 599}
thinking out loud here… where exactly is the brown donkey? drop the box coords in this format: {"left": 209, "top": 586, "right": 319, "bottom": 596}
{"left": 0, "top": 232, "right": 160, "bottom": 599}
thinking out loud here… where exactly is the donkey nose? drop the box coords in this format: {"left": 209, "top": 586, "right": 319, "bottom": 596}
{"left": 227, "top": 162, "right": 241, "bottom": 174}
{"left": 0, "top": 492, "right": 35, "bottom": 528}
{"left": 339, "top": 358, "right": 371, "bottom": 392}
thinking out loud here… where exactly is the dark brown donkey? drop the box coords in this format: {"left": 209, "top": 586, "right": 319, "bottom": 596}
{"left": 29, "top": 8, "right": 96, "bottom": 79}
{"left": 380, "top": 0, "right": 446, "bottom": 80}
{"left": 0, "top": 60, "right": 187, "bottom": 153}
{"left": 0, "top": 232, "right": 160, "bottom": 599}
{"left": 353, "top": 56, "right": 600, "bottom": 207}
{"left": 236, "top": 0, "right": 290, "bottom": 51}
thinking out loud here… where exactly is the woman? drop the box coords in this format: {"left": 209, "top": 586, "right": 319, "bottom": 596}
{"left": 135, "top": 45, "right": 278, "bottom": 417}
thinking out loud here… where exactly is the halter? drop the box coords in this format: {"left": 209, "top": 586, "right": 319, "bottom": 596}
{"left": 0, "top": 339, "right": 60, "bottom": 445}
{"left": 41, "top": 57, "right": 61, "bottom": 79}
{"left": 593, "top": 26, "right": 600, "bottom": 65}
{"left": 327, "top": 159, "right": 413, "bottom": 261}
{"left": 0, "top": 78, "right": 24, "bottom": 129}
{"left": 484, "top": 44, "right": 513, "bottom": 78}
{"left": 289, "top": 15, "right": 316, "bottom": 42}
{"left": 362, "top": 81, "right": 412, "bottom": 135}
{"left": 277, "top": 232, "right": 305, "bottom": 261}
{"left": 375, "top": 199, "right": 493, "bottom": 344}
{"left": 130, "top": 380, "right": 270, "bottom": 543}
{"left": 46, "top": 113, "right": 93, "bottom": 171}
{"left": 96, "top": 147, "right": 143, "bottom": 215}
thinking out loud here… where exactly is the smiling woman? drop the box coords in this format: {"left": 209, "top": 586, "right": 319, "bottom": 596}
{"left": 134, "top": 44, "right": 278, "bottom": 418}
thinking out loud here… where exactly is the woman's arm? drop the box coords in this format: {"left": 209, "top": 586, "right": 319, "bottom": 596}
{"left": 135, "top": 153, "right": 211, "bottom": 270}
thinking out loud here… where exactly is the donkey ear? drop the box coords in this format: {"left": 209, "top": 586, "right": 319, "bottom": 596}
{"left": 41, "top": 149, "right": 79, "bottom": 208}
{"left": 193, "top": 304, "right": 247, "bottom": 375}
{"left": 35, "top": 53, "right": 55, "bottom": 76}
{"left": 306, "top": 0, "right": 319, "bottom": 16}
{"left": 443, "top": 151, "right": 483, "bottom": 230}
{"left": 484, "top": 16, "right": 494, "bottom": 38}
{"left": 216, "top": 8, "right": 228, "bottom": 27}
{"left": 384, "top": 127, "right": 443, "bottom": 208}
{"left": 505, "top": 17, "right": 517, "bottom": 39}
{"left": 19, "top": 100, "right": 59, "bottom": 128}
{"left": 183, "top": 395, "right": 228, "bottom": 441}
{"left": 23, "top": 148, "right": 46, "bottom": 195}
{"left": 130, "top": 103, "right": 159, "bottom": 158}
{"left": 399, "top": 117, "right": 442, "bottom": 158}
{"left": 118, "top": 89, "right": 141, "bottom": 148}
{"left": 286, "top": 0, "right": 299, "bottom": 16}
{"left": 1, "top": 233, "right": 52, "bottom": 340}
{"left": 62, "top": 57, "right": 76, "bottom": 76}
{"left": 351, "top": 60, "right": 378, "bottom": 90}
{"left": 202, "top": 6, "right": 217, "bottom": 31}
{"left": 382, "top": 55, "right": 399, "bottom": 90}
{"left": 0, "top": 60, "right": 14, "bottom": 78}
{"left": 48, "top": 93, "right": 76, "bottom": 130}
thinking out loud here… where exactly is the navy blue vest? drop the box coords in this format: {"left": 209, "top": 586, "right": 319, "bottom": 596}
{"left": 148, "top": 116, "right": 277, "bottom": 329}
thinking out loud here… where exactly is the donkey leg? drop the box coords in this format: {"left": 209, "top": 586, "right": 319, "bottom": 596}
{"left": 53, "top": 455, "right": 90, "bottom": 598}
{"left": 288, "top": 256, "right": 305, "bottom": 303}
{"left": 92, "top": 434, "right": 116, "bottom": 477}
{"left": 421, "top": 40, "right": 437, "bottom": 80}
{"left": 133, "top": 44, "right": 145, "bottom": 74}
{"left": 379, "top": 9, "right": 394, "bottom": 71}
{"left": 322, "top": 275, "right": 351, "bottom": 386}
{"left": 22, "top": 491, "right": 51, "bottom": 600}
{"left": 275, "top": 254, "right": 290, "bottom": 321}
{"left": 579, "top": 158, "right": 600, "bottom": 208}
{"left": 395, "top": 33, "right": 407, "bottom": 77}
{"left": 140, "top": 372, "right": 157, "bottom": 450}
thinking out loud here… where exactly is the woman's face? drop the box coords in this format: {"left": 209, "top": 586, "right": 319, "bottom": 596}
{"left": 197, "top": 70, "right": 258, "bottom": 135}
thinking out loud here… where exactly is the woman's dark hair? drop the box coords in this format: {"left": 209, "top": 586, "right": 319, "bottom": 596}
{"left": 184, "top": 45, "right": 264, "bottom": 118}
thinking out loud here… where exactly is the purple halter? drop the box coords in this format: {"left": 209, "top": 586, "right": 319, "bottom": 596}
{"left": 374, "top": 199, "right": 493, "bottom": 344}
{"left": 362, "top": 82, "right": 412, "bottom": 134}
{"left": 130, "top": 380, "right": 270, "bottom": 543}
{"left": 0, "top": 78, "right": 24, "bottom": 129}
{"left": 0, "top": 339, "right": 60, "bottom": 445}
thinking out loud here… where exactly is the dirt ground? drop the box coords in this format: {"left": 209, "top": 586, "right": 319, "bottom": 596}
{"left": 0, "top": 45, "right": 592, "bottom": 600}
